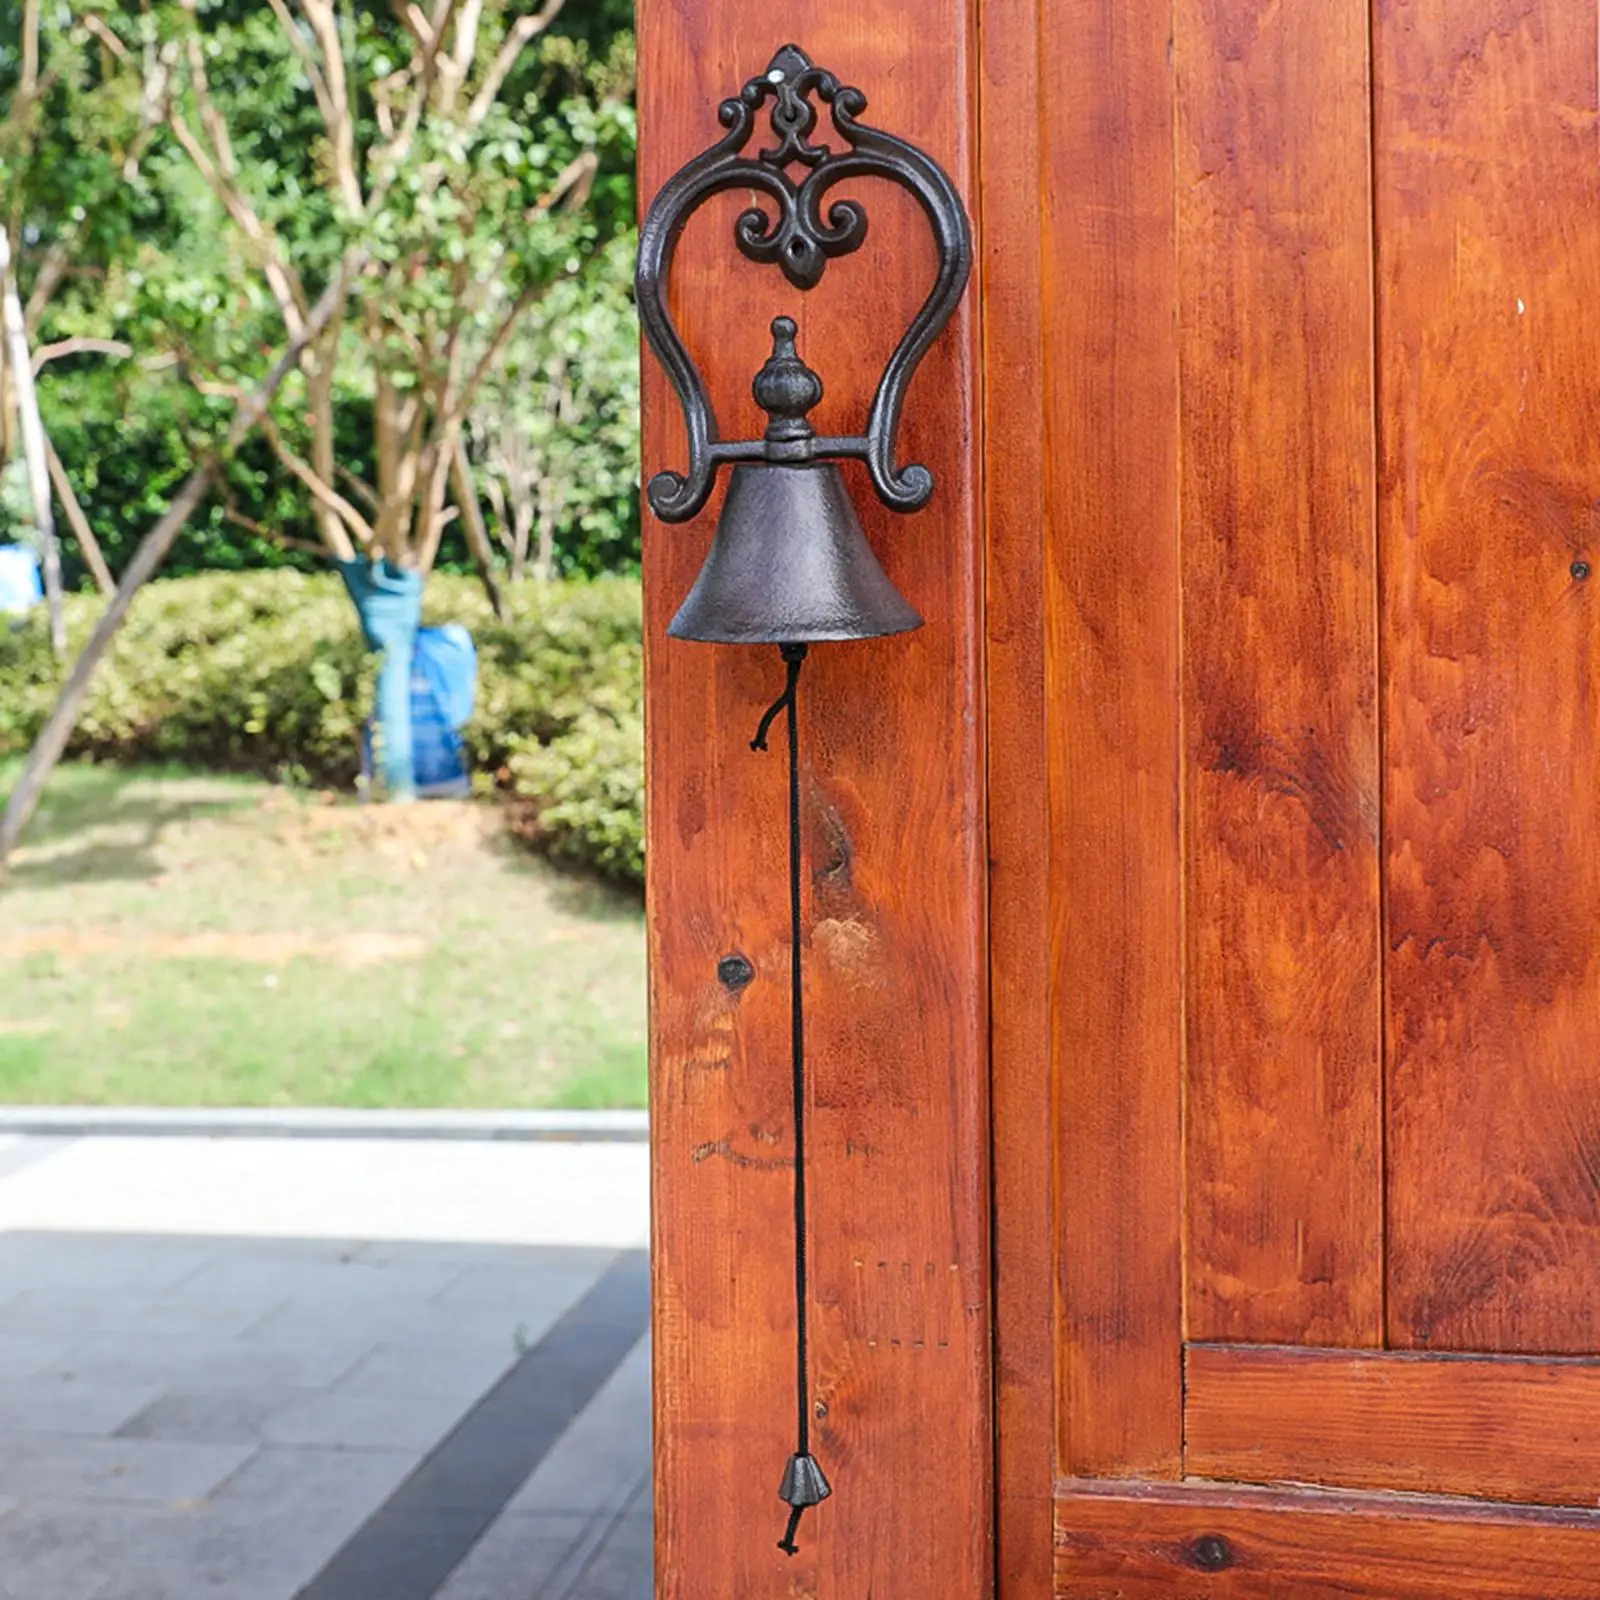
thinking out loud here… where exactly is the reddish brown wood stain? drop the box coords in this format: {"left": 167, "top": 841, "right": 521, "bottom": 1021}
{"left": 638, "top": 13, "right": 991, "bottom": 1600}
{"left": 1377, "top": 0, "right": 1600, "bottom": 1353}
{"left": 982, "top": 0, "right": 1055, "bottom": 1593}
{"left": 1187, "top": 1342, "right": 1600, "bottom": 1505}
{"left": 1044, "top": 0, "right": 1184, "bottom": 1482}
{"left": 1177, "top": 0, "right": 1384, "bottom": 1350}
{"left": 1055, "top": 1482, "right": 1600, "bottom": 1598}
{"left": 640, "top": 0, "right": 1600, "bottom": 1593}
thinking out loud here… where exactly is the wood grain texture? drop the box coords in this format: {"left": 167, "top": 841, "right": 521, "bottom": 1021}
{"left": 1187, "top": 1342, "right": 1600, "bottom": 1505}
{"left": 1045, "top": 0, "right": 1184, "bottom": 1480}
{"left": 638, "top": 12, "right": 992, "bottom": 1600}
{"left": 1177, "top": 0, "right": 1383, "bottom": 1348}
{"left": 1056, "top": 1480, "right": 1600, "bottom": 1598}
{"left": 982, "top": 0, "right": 1055, "bottom": 1595}
{"left": 1376, "top": 0, "right": 1600, "bottom": 1353}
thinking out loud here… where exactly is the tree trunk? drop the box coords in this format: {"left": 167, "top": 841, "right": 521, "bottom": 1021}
{"left": 307, "top": 348, "right": 353, "bottom": 559}
{"left": 450, "top": 441, "right": 506, "bottom": 619}
{"left": 535, "top": 471, "right": 557, "bottom": 582}
{"left": 0, "top": 227, "right": 66, "bottom": 657}
{"left": 0, "top": 319, "right": 13, "bottom": 466}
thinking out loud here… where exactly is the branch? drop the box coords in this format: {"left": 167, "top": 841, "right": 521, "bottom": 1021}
{"left": 440, "top": 0, "right": 483, "bottom": 111}
{"left": 223, "top": 503, "right": 329, "bottom": 556}
{"left": 20, "top": 0, "right": 40, "bottom": 98}
{"left": 168, "top": 107, "right": 309, "bottom": 339}
{"left": 258, "top": 413, "right": 369, "bottom": 555}
{"left": 335, "top": 462, "right": 380, "bottom": 512}
{"left": 412, "top": 332, "right": 465, "bottom": 563}
{"left": 298, "top": 0, "right": 363, "bottom": 213}
{"left": 81, "top": 13, "right": 133, "bottom": 64}
{"left": 443, "top": 230, "right": 588, "bottom": 443}
{"left": 31, "top": 338, "right": 133, "bottom": 374}
{"left": 168, "top": 30, "right": 310, "bottom": 333}
{"left": 386, "top": 0, "right": 426, "bottom": 43}
{"left": 531, "top": 148, "right": 598, "bottom": 218}
{"left": 467, "top": 0, "right": 565, "bottom": 126}
{"left": 121, "top": 119, "right": 162, "bottom": 185}
{"left": 450, "top": 438, "right": 506, "bottom": 619}
{"left": 367, "top": 0, "right": 463, "bottom": 203}
{"left": 22, "top": 241, "right": 72, "bottom": 330}
{"left": 44, "top": 438, "right": 116, "bottom": 596}
{"left": 425, "top": 156, "right": 592, "bottom": 448}
{"left": 184, "top": 33, "right": 241, "bottom": 179}
{"left": 263, "top": 0, "right": 336, "bottom": 127}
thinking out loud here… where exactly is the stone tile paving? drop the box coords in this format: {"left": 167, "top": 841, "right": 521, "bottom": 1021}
{"left": 435, "top": 1337, "right": 652, "bottom": 1600}
{"left": 0, "top": 1134, "right": 653, "bottom": 1600}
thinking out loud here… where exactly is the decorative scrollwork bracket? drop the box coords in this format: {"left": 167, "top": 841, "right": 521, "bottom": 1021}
{"left": 635, "top": 43, "right": 973, "bottom": 524}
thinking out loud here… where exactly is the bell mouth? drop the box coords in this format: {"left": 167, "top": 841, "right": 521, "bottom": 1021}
{"left": 668, "top": 462, "right": 923, "bottom": 646}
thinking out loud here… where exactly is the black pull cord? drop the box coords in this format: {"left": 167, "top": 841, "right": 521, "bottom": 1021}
{"left": 751, "top": 641, "right": 831, "bottom": 1556}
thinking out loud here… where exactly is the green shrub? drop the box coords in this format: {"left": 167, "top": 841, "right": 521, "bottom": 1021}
{"left": 506, "top": 709, "right": 644, "bottom": 884}
{"left": 0, "top": 569, "right": 643, "bottom": 885}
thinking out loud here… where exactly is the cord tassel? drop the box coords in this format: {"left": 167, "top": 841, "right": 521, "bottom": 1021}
{"left": 752, "top": 643, "right": 830, "bottom": 1557}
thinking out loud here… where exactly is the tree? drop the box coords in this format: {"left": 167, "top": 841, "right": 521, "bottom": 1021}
{"left": 10, "top": 0, "right": 635, "bottom": 798}
{"left": 149, "top": 0, "right": 635, "bottom": 792}
{"left": 143, "top": 1, "right": 634, "bottom": 573}
{"left": 0, "top": 0, "right": 636, "bottom": 847}
{"left": 470, "top": 227, "right": 637, "bottom": 580}
{"left": 0, "top": 0, "right": 147, "bottom": 640}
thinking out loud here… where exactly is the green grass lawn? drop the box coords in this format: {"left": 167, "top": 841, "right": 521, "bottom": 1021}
{"left": 0, "top": 762, "right": 647, "bottom": 1109}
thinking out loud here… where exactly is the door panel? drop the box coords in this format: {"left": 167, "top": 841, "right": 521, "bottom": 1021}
{"left": 1377, "top": 0, "right": 1600, "bottom": 1356}
{"left": 1055, "top": 1483, "right": 1600, "bottom": 1599}
{"left": 1043, "top": 0, "right": 1184, "bottom": 1480}
{"left": 1186, "top": 1344, "right": 1600, "bottom": 1504}
{"left": 1177, "top": 0, "right": 1385, "bottom": 1351}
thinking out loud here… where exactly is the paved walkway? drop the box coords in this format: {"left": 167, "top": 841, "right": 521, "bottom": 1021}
{"left": 0, "top": 1133, "right": 652, "bottom": 1600}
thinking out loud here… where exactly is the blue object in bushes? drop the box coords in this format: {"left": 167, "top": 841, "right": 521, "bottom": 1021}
{"left": 0, "top": 545, "right": 43, "bottom": 615}
{"left": 410, "top": 624, "right": 477, "bottom": 797}
{"left": 337, "top": 557, "right": 424, "bottom": 800}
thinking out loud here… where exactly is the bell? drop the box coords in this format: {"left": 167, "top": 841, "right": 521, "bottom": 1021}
{"left": 669, "top": 461, "right": 922, "bottom": 644}
{"left": 667, "top": 317, "right": 923, "bottom": 645}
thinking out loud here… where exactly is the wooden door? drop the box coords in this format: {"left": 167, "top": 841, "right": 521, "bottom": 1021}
{"left": 641, "top": 0, "right": 1600, "bottom": 1596}
{"left": 995, "top": 0, "right": 1600, "bottom": 1594}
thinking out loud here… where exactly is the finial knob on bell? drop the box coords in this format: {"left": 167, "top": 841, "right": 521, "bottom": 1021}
{"left": 753, "top": 317, "right": 823, "bottom": 449}
{"left": 667, "top": 319, "right": 923, "bottom": 645}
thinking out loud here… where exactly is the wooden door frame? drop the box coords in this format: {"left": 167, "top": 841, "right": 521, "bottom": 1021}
{"left": 638, "top": 8, "right": 994, "bottom": 1600}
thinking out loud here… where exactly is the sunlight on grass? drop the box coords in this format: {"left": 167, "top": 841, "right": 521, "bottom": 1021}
{"left": 0, "top": 762, "right": 647, "bottom": 1109}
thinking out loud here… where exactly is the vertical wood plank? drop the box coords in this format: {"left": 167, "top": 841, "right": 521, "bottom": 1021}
{"left": 638, "top": 12, "right": 992, "bottom": 1600}
{"left": 982, "top": 0, "right": 1055, "bottom": 1593}
{"left": 1045, "top": 1, "right": 1184, "bottom": 1476}
{"left": 1176, "top": 0, "right": 1384, "bottom": 1347}
{"left": 1377, "top": 0, "right": 1600, "bottom": 1353}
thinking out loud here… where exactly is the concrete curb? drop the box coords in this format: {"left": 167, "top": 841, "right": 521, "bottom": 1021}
{"left": 0, "top": 1106, "right": 649, "bottom": 1143}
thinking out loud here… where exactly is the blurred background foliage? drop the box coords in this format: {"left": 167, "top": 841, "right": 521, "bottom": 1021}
{"left": 0, "top": 0, "right": 640, "bottom": 585}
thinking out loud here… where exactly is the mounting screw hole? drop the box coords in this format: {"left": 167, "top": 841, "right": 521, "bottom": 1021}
{"left": 1188, "top": 1534, "right": 1235, "bottom": 1572}
{"left": 717, "top": 954, "right": 755, "bottom": 992}
{"left": 1573, "top": 560, "right": 1591, "bottom": 581}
